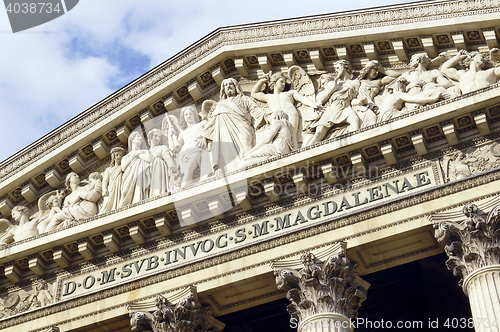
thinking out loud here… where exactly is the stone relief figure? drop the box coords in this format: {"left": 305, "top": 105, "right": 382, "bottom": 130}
{"left": 439, "top": 143, "right": 500, "bottom": 183}
{"left": 148, "top": 128, "right": 176, "bottom": 197}
{"left": 251, "top": 70, "right": 320, "bottom": 149}
{"left": 11, "top": 206, "right": 38, "bottom": 242}
{"left": 352, "top": 60, "right": 395, "bottom": 127}
{"left": 243, "top": 110, "right": 294, "bottom": 166}
{"left": 447, "top": 151, "right": 473, "bottom": 181}
{"left": 27, "top": 280, "right": 53, "bottom": 310}
{"left": 0, "top": 281, "right": 54, "bottom": 318}
{"left": 175, "top": 106, "right": 210, "bottom": 187}
{"left": 377, "top": 76, "right": 443, "bottom": 121}
{"left": 161, "top": 113, "right": 182, "bottom": 191}
{"left": 441, "top": 49, "right": 500, "bottom": 94}
{"left": 120, "top": 130, "right": 152, "bottom": 206}
{"left": 45, "top": 172, "right": 102, "bottom": 231}
{"left": 0, "top": 218, "right": 14, "bottom": 246}
{"left": 305, "top": 60, "right": 361, "bottom": 146}
{"left": 36, "top": 190, "right": 64, "bottom": 233}
{"left": 202, "top": 78, "right": 260, "bottom": 174}
{"left": 101, "top": 147, "right": 127, "bottom": 213}
{"left": 400, "top": 53, "right": 459, "bottom": 109}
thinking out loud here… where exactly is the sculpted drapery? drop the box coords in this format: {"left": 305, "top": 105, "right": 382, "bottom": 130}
{"left": 120, "top": 131, "right": 152, "bottom": 207}
{"left": 101, "top": 147, "right": 126, "bottom": 213}
{"left": 202, "top": 78, "right": 258, "bottom": 173}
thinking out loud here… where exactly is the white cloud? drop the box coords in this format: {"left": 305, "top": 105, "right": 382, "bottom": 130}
{"left": 0, "top": 0, "right": 411, "bottom": 162}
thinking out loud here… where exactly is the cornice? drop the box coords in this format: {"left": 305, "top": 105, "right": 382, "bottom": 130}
{"left": 1, "top": 0, "right": 499, "bottom": 186}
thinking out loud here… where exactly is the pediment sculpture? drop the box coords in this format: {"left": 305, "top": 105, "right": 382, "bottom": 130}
{"left": 4, "top": 48, "right": 500, "bottom": 246}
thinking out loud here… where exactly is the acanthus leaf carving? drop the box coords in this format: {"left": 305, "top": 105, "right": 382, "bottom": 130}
{"left": 432, "top": 200, "right": 500, "bottom": 286}
{"left": 129, "top": 286, "right": 223, "bottom": 332}
{"left": 272, "top": 243, "right": 369, "bottom": 324}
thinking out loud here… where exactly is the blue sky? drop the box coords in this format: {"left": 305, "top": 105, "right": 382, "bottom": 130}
{"left": 0, "top": 0, "right": 417, "bottom": 163}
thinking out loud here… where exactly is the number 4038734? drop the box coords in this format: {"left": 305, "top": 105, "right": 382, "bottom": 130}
{"left": 5, "top": 2, "right": 62, "bottom": 14}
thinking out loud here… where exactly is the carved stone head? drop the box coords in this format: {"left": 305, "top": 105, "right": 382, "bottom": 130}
{"left": 220, "top": 78, "right": 243, "bottom": 99}
{"left": 333, "top": 59, "right": 352, "bottom": 79}
{"left": 45, "top": 194, "right": 63, "bottom": 209}
{"left": 128, "top": 130, "right": 148, "bottom": 151}
{"left": 269, "top": 72, "right": 287, "bottom": 92}
{"left": 409, "top": 53, "right": 431, "bottom": 69}
{"left": 463, "top": 203, "right": 478, "bottom": 218}
{"left": 358, "top": 60, "right": 382, "bottom": 80}
{"left": 65, "top": 172, "right": 80, "bottom": 191}
{"left": 318, "top": 73, "right": 335, "bottom": 91}
{"left": 109, "top": 147, "right": 126, "bottom": 167}
{"left": 179, "top": 106, "right": 200, "bottom": 130}
{"left": 11, "top": 205, "right": 28, "bottom": 222}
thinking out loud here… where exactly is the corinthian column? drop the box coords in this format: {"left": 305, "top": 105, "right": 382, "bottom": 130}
{"left": 271, "top": 242, "right": 370, "bottom": 332}
{"left": 432, "top": 198, "right": 500, "bottom": 332}
{"left": 127, "top": 286, "right": 225, "bottom": 332}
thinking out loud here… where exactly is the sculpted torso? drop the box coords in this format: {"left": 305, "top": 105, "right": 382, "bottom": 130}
{"left": 403, "top": 68, "right": 451, "bottom": 90}
{"left": 265, "top": 91, "right": 299, "bottom": 115}
{"left": 13, "top": 222, "right": 38, "bottom": 241}
{"left": 460, "top": 69, "right": 497, "bottom": 94}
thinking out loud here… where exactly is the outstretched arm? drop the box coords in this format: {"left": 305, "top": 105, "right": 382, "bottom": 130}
{"left": 400, "top": 90, "right": 442, "bottom": 105}
{"left": 251, "top": 74, "right": 271, "bottom": 103}
{"left": 441, "top": 50, "right": 467, "bottom": 82}
{"left": 292, "top": 91, "right": 321, "bottom": 109}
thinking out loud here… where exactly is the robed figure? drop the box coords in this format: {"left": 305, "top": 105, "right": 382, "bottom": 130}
{"left": 202, "top": 78, "right": 260, "bottom": 173}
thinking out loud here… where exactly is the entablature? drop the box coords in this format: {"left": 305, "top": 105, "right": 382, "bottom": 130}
{"left": 1, "top": 0, "right": 500, "bottom": 204}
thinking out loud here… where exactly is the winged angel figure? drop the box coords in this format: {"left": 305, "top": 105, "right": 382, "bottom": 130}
{"left": 251, "top": 66, "right": 322, "bottom": 149}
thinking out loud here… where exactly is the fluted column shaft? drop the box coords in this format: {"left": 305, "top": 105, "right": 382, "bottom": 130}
{"left": 464, "top": 266, "right": 500, "bottom": 332}
{"left": 299, "top": 313, "right": 352, "bottom": 332}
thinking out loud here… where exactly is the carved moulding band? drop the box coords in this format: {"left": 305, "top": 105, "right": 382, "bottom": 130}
{"left": 462, "top": 264, "right": 500, "bottom": 296}
{"left": 2, "top": 168, "right": 498, "bottom": 331}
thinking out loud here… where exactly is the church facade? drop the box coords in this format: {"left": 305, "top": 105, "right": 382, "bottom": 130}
{"left": 0, "top": 1, "right": 500, "bottom": 331}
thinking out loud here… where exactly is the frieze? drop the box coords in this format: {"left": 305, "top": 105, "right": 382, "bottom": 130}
{"left": 0, "top": 280, "right": 54, "bottom": 319}
{"left": 57, "top": 167, "right": 435, "bottom": 299}
{"left": 0, "top": 0, "right": 499, "bottom": 186}
{"left": 2, "top": 68, "right": 500, "bottom": 243}
{"left": 439, "top": 140, "right": 500, "bottom": 183}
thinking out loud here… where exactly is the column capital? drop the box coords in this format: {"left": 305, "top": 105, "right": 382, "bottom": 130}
{"left": 128, "top": 285, "right": 225, "bottom": 332}
{"left": 271, "top": 242, "right": 369, "bottom": 325}
{"left": 431, "top": 196, "right": 500, "bottom": 286}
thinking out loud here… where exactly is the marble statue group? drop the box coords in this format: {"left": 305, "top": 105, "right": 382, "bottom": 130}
{"left": 2, "top": 48, "right": 500, "bottom": 245}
